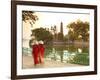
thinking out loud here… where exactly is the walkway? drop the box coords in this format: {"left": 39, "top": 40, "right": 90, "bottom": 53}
{"left": 22, "top": 55, "right": 84, "bottom": 69}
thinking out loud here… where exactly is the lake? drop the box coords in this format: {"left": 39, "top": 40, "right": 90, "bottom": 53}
{"left": 23, "top": 44, "right": 89, "bottom": 65}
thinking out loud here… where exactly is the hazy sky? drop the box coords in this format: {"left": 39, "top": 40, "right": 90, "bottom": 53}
{"left": 32, "top": 11, "right": 90, "bottom": 35}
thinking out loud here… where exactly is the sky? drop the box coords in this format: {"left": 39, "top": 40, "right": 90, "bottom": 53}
{"left": 32, "top": 11, "right": 90, "bottom": 35}
{"left": 23, "top": 11, "right": 90, "bottom": 41}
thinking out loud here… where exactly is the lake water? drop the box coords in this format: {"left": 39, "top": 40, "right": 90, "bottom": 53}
{"left": 23, "top": 44, "right": 89, "bottom": 65}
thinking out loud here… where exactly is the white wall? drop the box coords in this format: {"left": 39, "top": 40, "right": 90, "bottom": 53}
{"left": 0, "top": 0, "right": 100, "bottom": 80}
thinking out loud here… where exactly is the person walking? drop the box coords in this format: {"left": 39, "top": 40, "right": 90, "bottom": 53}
{"left": 32, "top": 40, "right": 39, "bottom": 66}
{"left": 38, "top": 40, "right": 45, "bottom": 64}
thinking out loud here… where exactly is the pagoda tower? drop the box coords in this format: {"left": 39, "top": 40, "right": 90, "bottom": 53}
{"left": 60, "top": 22, "right": 63, "bottom": 34}
{"left": 60, "top": 22, "right": 64, "bottom": 40}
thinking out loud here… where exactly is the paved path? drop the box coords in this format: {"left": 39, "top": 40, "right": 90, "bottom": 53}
{"left": 22, "top": 55, "right": 84, "bottom": 69}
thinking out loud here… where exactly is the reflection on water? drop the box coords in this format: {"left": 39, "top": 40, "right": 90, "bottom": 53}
{"left": 23, "top": 44, "right": 89, "bottom": 65}
{"left": 44, "top": 45, "right": 89, "bottom": 65}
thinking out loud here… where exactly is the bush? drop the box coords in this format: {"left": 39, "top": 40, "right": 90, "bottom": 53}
{"left": 69, "top": 53, "right": 89, "bottom": 65}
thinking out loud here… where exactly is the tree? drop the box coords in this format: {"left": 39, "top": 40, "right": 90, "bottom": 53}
{"left": 51, "top": 25, "right": 57, "bottom": 41}
{"left": 31, "top": 28, "right": 53, "bottom": 44}
{"left": 67, "top": 30, "right": 76, "bottom": 42}
{"left": 67, "top": 20, "right": 89, "bottom": 42}
{"left": 22, "top": 11, "right": 38, "bottom": 25}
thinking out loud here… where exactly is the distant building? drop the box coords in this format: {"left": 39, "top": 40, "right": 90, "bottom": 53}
{"left": 60, "top": 22, "right": 63, "bottom": 34}
{"left": 23, "top": 21, "right": 32, "bottom": 48}
{"left": 59, "top": 22, "right": 64, "bottom": 40}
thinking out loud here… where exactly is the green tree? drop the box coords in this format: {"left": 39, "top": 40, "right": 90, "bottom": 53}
{"left": 22, "top": 11, "right": 38, "bottom": 25}
{"left": 67, "top": 20, "right": 89, "bottom": 42}
{"left": 67, "top": 30, "right": 76, "bottom": 42}
{"left": 63, "top": 34, "right": 69, "bottom": 41}
{"left": 31, "top": 28, "right": 53, "bottom": 44}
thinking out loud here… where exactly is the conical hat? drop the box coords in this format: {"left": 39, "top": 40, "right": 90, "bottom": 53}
{"left": 39, "top": 40, "right": 44, "bottom": 44}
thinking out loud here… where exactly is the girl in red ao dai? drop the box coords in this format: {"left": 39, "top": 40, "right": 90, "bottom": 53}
{"left": 38, "top": 40, "right": 45, "bottom": 64}
{"left": 32, "top": 40, "right": 39, "bottom": 66}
